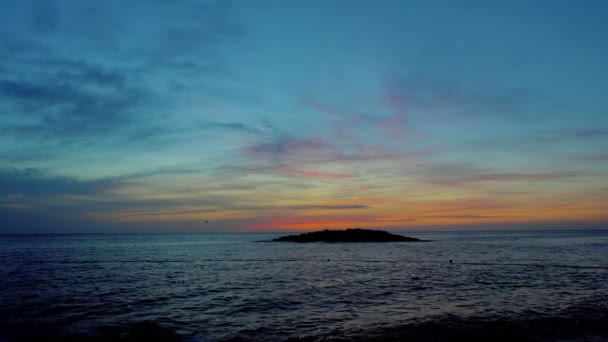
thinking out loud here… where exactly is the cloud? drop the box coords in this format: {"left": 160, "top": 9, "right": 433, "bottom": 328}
{"left": 383, "top": 74, "right": 534, "bottom": 118}
{"left": 247, "top": 131, "right": 421, "bottom": 166}
{"left": 446, "top": 171, "right": 580, "bottom": 184}
{"left": 243, "top": 135, "right": 365, "bottom": 180}
{"left": 422, "top": 214, "right": 500, "bottom": 219}
{"left": 209, "top": 121, "right": 262, "bottom": 134}
{"left": 118, "top": 203, "right": 371, "bottom": 217}
{"left": 0, "top": 1, "right": 244, "bottom": 142}
{"left": 242, "top": 126, "right": 429, "bottom": 182}
{"left": 382, "top": 93, "right": 410, "bottom": 141}
{"left": 0, "top": 74, "right": 141, "bottom": 135}
{"left": 31, "top": 0, "right": 59, "bottom": 34}
{"left": 573, "top": 129, "right": 608, "bottom": 138}
{"left": 288, "top": 204, "right": 368, "bottom": 210}
{"left": 0, "top": 168, "right": 121, "bottom": 196}
{"left": 304, "top": 98, "right": 377, "bottom": 123}
{"left": 575, "top": 154, "right": 608, "bottom": 161}
{"left": 0, "top": 207, "right": 107, "bottom": 234}
{"left": 275, "top": 167, "right": 352, "bottom": 180}
{"left": 248, "top": 136, "right": 328, "bottom": 162}
{"left": 305, "top": 96, "right": 412, "bottom": 143}
{"left": 0, "top": 1, "right": 254, "bottom": 184}
{"left": 413, "top": 198, "right": 507, "bottom": 213}
{"left": 0, "top": 38, "right": 147, "bottom": 141}
{"left": 421, "top": 163, "right": 582, "bottom": 186}
{"left": 0, "top": 164, "right": 336, "bottom": 224}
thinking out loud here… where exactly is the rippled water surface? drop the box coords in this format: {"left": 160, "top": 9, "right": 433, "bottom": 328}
{"left": 1, "top": 230, "right": 608, "bottom": 340}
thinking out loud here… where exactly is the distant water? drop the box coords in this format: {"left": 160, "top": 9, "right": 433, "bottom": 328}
{"left": 1, "top": 230, "right": 608, "bottom": 341}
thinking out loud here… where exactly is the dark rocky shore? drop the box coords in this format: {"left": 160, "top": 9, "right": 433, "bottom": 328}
{"left": 272, "top": 228, "right": 422, "bottom": 243}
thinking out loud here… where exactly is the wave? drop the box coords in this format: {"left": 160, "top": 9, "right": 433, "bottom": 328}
{"left": 3, "top": 304, "right": 608, "bottom": 342}
{"left": 9, "top": 259, "right": 608, "bottom": 270}
{"left": 227, "top": 304, "right": 608, "bottom": 341}
{"left": 348, "top": 312, "right": 608, "bottom": 342}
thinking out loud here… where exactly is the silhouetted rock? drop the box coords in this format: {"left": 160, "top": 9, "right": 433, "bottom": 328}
{"left": 272, "top": 228, "right": 422, "bottom": 243}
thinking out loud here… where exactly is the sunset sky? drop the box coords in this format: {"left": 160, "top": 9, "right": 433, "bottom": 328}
{"left": 1, "top": 0, "right": 607, "bottom": 233}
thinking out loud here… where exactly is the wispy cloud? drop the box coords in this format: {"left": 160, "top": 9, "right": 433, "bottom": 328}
{"left": 420, "top": 163, "right": 582, "bottom": 186}
{"left": 422, "top": 214, "right": 501, "bottom": 219}
{"left": 209, "top": 121, "right": 263, "bottom": 134}
{"left": 0, "top": 0, "right": 245, "bottom": 159}
{"left": 440, "top": 171, "right": 581, "bottom": 185}
{"left": 2, "top": 1, "right": 607, "bottom": 233}
{"left": 288, "top": 204, "right": 368, "bottom": 210}
{"left": 573, "top": 129, "right": 608, "bottom": 138}
{"left": 278, "top": 167, "right": 354, "bottom": 179}
{"left": 248, "top": 136, "right": 329, "bottom": 162}
{"left": 382, "top": 93, "right": 410, "bottom": 141}
{"left": 383, "top": 74, "right": 534, "bottom": 118}
{"left": 244, "top": 136, "right": 357, "bottom": 179}
{"left": 574, "top": 154, "right": 608, "bottom": 161}
{"left": 0, "top": 168, "right": 122, "bottom": 196}
{"left": 0, "top": 73, "right": 143, "bottom": 136}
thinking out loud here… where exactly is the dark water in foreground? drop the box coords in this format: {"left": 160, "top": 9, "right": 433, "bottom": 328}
{"left": 1, "top": 230, "right": 608, "bottom": 341}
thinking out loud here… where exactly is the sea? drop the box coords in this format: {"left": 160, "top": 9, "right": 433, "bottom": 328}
{"left": 1, "top": 230, "right": 608, "bottom": 341}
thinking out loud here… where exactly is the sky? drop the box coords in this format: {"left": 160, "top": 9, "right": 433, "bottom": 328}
{"left": 1, "top": 0, "right": 607, "bottom": 233}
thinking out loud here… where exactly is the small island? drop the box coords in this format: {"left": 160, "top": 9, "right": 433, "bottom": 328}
{"left": 272, "top": 228, "right": 423, "bottom": 243}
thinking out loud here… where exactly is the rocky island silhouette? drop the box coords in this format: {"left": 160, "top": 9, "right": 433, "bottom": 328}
{"left": 272, "top": 228, "right": 423, "bottom": 243}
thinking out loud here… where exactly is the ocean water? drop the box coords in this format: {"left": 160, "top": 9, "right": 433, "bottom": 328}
{"left": 1, "top": 230, "right": 607, "bottom": 341}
